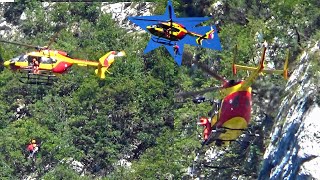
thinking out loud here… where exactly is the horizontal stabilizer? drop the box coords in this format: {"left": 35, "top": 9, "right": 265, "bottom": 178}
{"left": 232, "top": 47, "right": 289, "bottom": 80}
{"left": 95, "top": 67, "right": 107, "bottom": 79}
{"left": 196, "top": 27, "right": 215, "bottom": 45}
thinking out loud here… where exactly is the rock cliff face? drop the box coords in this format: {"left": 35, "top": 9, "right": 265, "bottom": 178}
{"left": 259, "top": 42, "right": 320, "bottom": 179}
{"left": 101, "top": 2, "right": 154, "bottom": 32}
{"left": 0, "top": 2, "right": 153, "bottom": 38}
{"left": 0, "top": 4, "right": 21, "bottom": 38}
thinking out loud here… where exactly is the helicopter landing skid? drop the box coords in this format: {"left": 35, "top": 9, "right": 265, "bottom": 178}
{"left": 19, "top": 72, "right": 58, "bottom": 85}
{"left": 202, "top": 128, "right": 227, "bottom": 146}
{"left": 151, "top": 37, "right": 175, "bottom": 46}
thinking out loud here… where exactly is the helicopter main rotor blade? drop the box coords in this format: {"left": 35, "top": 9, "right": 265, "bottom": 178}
{"left": 168, "top": 5, "right": 174, "bottom": 36}
{"left": 0, "top": 40, "right": 38, "bottom": 49}
{"left": 168, "top": 5, "right": 172, "bottom": 20}
{"left": 130, "top": 17, "right": 205, "bottom": 23}
{"left": 175, "top": 86, "right": 220, "bottom": 98}
{"left": 192, "top": 60, "right": 228, "bottom": 84}
{"left": 129, "top": 18, "right": 164, "bottom": 22}
{"left": 0, "top": 51, "right": 3, "bottom": 72}
{"left": 47, "top": 26, "right": 65, "bottom": 49}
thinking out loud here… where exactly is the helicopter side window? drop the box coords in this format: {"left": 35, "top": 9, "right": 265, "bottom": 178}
{"left": 170, "top": 27, "right": 179, "bottom": 32}
{"left": 18, "top": 55, "right": 28, "bottom": 62}
{"left": 162, "top": 24, "right": 170, "bottom": 29}
{"left": 10, "top": 55, "right": 20, "bottom": 62}
{"left": 10, "top": 54, "right": 26, "bottom": 62}
{"left": 156, "top": 24, "right": 163, "bottom": 28}
{"left": 40, "top": 57, "right": 54, "bottom": 64}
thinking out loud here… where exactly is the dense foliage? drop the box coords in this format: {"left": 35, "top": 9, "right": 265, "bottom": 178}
{"left": 0, "top": 0, "right": 319, "bottom": 179}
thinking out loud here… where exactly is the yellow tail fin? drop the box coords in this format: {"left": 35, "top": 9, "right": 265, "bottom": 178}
{"left": 196, "top": 27, "right": 215, "bottom": 45}
{"left": 283, "top": 50, "right": 289, "bottom": 79}
{"left": 95, "top": 51, "right": 126, "bottom": 79}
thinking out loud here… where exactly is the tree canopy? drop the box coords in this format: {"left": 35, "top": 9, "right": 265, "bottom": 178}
{"left": 0, "top": 0, "right": 319, "bottom": 179}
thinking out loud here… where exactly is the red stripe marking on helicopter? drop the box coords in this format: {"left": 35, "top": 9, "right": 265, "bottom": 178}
{"left": 103, "top": 51, "right": 115, "bottom": 67}
{"left": 57, "top": 50, "right": 68, "bottom": 56}
{"left": 11, "top": 65, "right": 21, "bottom": 71}
{"left": 216, "top": 90, "right": 252, "bottom": 128}
{"left": 104, "top": 59, "right": 109, "bottom": 67}
{"left": 177, "top": 31, "right": 187, "bottom": 39}
{"left": 52, "top": 62, "right": 73, "bottom": 73}
{"left": 177, "top": 23, "right": 185, "bottom": 28}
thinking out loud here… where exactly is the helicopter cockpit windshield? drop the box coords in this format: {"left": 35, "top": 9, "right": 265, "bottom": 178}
{"left": 150, "top": 24, "right": 160, "bottom": 29}
{"left": 11, "top": 54, "right": 28, "bottom": 62}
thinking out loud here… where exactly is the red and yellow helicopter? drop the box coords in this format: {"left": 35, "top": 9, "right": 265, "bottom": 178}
{"left": 146, "top": 21, "right": 214, "bottom": 46}
{"left": 176, "top": 43, "right": 289, "bottom": 147}
{"left": 129, "top": 1, "right": 216, "bottom": 47}
{"left": 128, "top": 0, "right": 221, "bottom": 65}
{"left": 0, "top": 39, "right": 125, "bottom": 85}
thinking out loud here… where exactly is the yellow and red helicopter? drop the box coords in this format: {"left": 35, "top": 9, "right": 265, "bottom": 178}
{"left": 128, "top": 0, "right": 221, "bottom": 65}
{"left": 146, "top": 21, "right": 214, "bottom": 46}
{"left": 176, "top": 44, "right": 289, "bottom": 147}
{"left": 0, "top": 39, "right": 125, "bottom": 85}
{"left": 129, "top": 0, "right": 216, "bottom": 47}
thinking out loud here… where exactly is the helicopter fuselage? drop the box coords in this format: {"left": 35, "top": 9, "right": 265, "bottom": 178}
{"left": 4, "top": 49, "right": 100, "bottom": 74}
{"left": 147, "top": 21, "right": 202, "bottom": 41}
{"left": 210, "top": 81, "right": 252, "bottom": 142}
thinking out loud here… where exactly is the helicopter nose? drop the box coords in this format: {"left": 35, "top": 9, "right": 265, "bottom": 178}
{"left": 4, "top": 60, "right": 11, "bottom": 67}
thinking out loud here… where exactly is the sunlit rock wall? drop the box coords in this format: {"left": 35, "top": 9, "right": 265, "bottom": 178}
{"left": 101, "top": 2, "right": 155, "bottom": 32}
{"left": 259, "top": 42, "right": 320, "bottom": 180}
{"left": 0, "top": 2, "right": 154, "bottom": 38}
{"left": 0, "top": 4, "right": 21, "bottom": 38}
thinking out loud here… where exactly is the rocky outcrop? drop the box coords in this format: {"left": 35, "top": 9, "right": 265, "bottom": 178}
{"left": 0, "top": 16, "right": 21, "bottom": 38}
{"left": 101, "top": 2, "right": 155, "bottom": 32}
{"left": 259, "top": 42, "right": 320, "bottom": 179}
{"left": 0, "top": 2, "right": 154, "bottom": 39}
